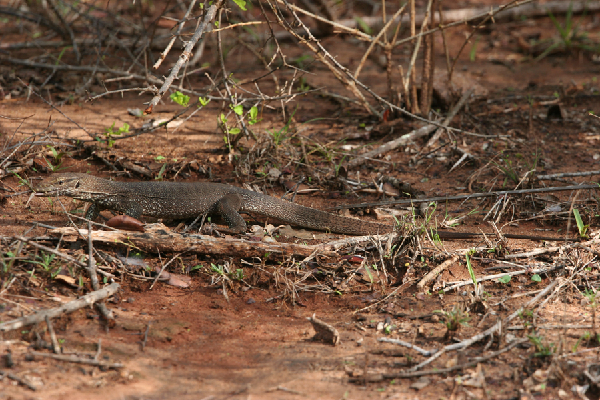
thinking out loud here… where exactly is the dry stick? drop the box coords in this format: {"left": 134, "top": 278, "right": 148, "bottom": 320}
{"left": 277, "top": 0, "right": 518, "bottom": 134}
{"left": 417, "top": 256, "right": 458, "bottom": 291}
{"left": 268, "top": 0, "right": 377, "bottom": 116}
{"left": 141, "top": 322, "right": 151, "bottom": 352}
{"left": 334, "top": 184, "right": 599, "bottom": 210}
{"left": 508, "top": 324, "right": 593, "bottom": 331}
{"left": 11, "top": 233, "right": 115, "bottom": 279}
{"left": 45, "top": 316, "right": 60, "bottom": 354}
{"left": 145, "top": 0, "right": 224, "bottom": 113}
{"left": 420, "top": 0, "right": 435, "bottom": 116}
{"left": 538, "top": 170, "right": 600, "bottom": 180}
{"left": 28, "top": 352, "right": 123, "bottom": 368}
{"left": 153, "top": 0, "right": 198, "bottom": 70}
{"left": 216, "top": 10, "right": 250, "bottom": 146}
{"left": 87, "top": 222, "right": 114, "bottom": 321}
{"left": 426, "top": 87, "right": 474, "bottom": 148}
{"left": 404, "top": 281, "right": 559, "bottom": 373}
{"left": 1, "top": 371, "right": 38, "bottom": 391}
{"left": 0, "top": 283, "right": 119, "bottom": 332}
{"left": 350, "top": 85, "right": 472, "bottom": 168}
{"left": 443, "top": 265, "right": 561, "bottom": 293}
{"left": 379, "top": 338, "right": 527, "bottom": 380}
{"left": 272, "top": 0, "right": 377, "bottom": 44}
{"left": 408, "top": 0, "right": 419, "bottom": 114}
{"left": 354, "top": 4, "right": 407, "bottom": 79}
{"left": 353, "top": 279, "right": 416, "bottom": 314}
{"left": 45, "top": 0, "right": 80, "bottom": 63}
{"left": 378, "top": 337, "right": 436, "bottom": 357}
{"left": 505, "top": 239, "right": 600, "bottom": 259}
{"left": 150, "top": 253, "right": 183, "bottom": 290}
{"left": 448, "top": 0, "right": 524, "bottom": 81}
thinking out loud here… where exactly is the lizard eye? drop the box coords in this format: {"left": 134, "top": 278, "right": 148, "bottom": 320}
{"left": 75, "top": 182, "right": 80, "bottom": 189}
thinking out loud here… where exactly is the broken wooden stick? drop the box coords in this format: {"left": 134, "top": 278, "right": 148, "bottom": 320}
{"left": 0, "top": 283, "right": 120, "bottom": 332}
{"left": 47, "top": 224, "right": 337, "bottom": 258}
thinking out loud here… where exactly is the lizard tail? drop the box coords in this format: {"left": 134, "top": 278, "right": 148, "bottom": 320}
{"left": 246, "top": 195, "right": 394, "bottom": 235}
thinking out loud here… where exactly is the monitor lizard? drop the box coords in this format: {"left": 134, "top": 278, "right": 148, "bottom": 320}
{"left": 35, "top": 173, "right": 564, "bottom": 241}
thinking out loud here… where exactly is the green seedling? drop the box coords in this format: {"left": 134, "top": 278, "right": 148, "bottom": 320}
{"left": 469, "top": 36, "right": 479, "bottom": 61}
{"left": 435, "top": 305, "right": 470, "bottom": 332}
{"left": 232, "top": 0, "right": 247, "bottom": 11}
{"left": 199, "top": 96, "right": 211, "bottom": 107}
{"left": 247, "top": 106, "right": 260, "bottom": 125}
{"left": 99, "top": 122, "right": 129, "bottom": 148}
{"left": 43, "top": 145, "right": 69, "bottom": 172}
{"left": 219, "top": 113, "right": 241, "bottom": 144}
{"left": 535, "top": 2, "right": 600, "bottom": 61}
{"left": 583, "top": 288, "right": 599, "bottom": 338}
{"left": 170, "top": 91, "right": 190, "bottom": 107}
{"left": 354, "top": 16, "right": 372, "bottom": 35}
{"left": 573, "top": 209, "right": 589, "bottom": 238}
{"left": 28, "top": 252, "right": 60, "bottom": 278}
{"left": 267, "top": 107, "right": 296, "bottom": 146}
{"left": 465, "top": 250, "right": 478, "bottom": 291}
{"left": 528, "top": 334, "right": 556, "bottom": 358}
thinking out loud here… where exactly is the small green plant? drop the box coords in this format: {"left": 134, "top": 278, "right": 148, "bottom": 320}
{"left": 43, "top": 145, "right": 69, "bottom": 172}
{"left": 198, "top": 96, "right": 211, "bottom": 107}
{"left": 247, "top": 106, "right": 260, "bottom": 125}
{"left": 465, "top": 250, "right": 478, "bottom": 291}
{"left": 435, "top": 305, "right": 470, "bottom": 332}
{"left": 535, "top": 2, "right": 600, "bottom": 61}
{"left": 469, "top": 36, "right": 479, "bottom": 62}
{"left": 99, "top": 122, "right": 129, "bottom": 147}
{"left": 219, "top": 113, "right": 241, "bottom": 144}
{"left": 528, "top": 334, "right": 556, "bottom": 357}
{"left": 28, "top": 252, "right": 60, "bottom": 278}
{"left": 493, "top": 156, "right": 520, "bottom": 186}
{"left": 498, "top": 275, "right": 511, "bottom": 284}
{"left": 232, "top": 0, "right": 247, "bottom": 11}
{"left": 573, "top": 209, "right": 589, "bottom": 238}
{"left": 353, "top": 16, "right": 372, "bottom": 35}
{"left": 170, "top": 91, "right": 190, "bottom": 107}
{"left": 267, "top": 108, "right": 296, "bottom": 146}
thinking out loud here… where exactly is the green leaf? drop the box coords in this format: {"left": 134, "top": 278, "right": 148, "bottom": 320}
{"left": 498, "top": 275, "right": 511, "bottom": 284}
{"left": 229, "top": 128, "right": 241, "bottom": 135}
{"left": 232, "top": 0, "right": 247, "bottom": 11}
{"left": 531, "top": 274, "right": 542, "bottom": 282}
{"left": 231, "top": 104, "right": 244, "bottom": 115}
{"left": 170, "top": 91, "right": 190, "bottom": 107}
{"left": 353, "top": 16, "right": 372, "bottom": 35}
{"left": 199, "top": 97, "right": 211, "bottom": 107}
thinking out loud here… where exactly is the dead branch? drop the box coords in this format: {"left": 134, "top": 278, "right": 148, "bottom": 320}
{"left": 145, "top": 0, "right": 224, "bottom": 114}
{"left": 417, "top": 256, "right": 458, "bottom": 291}
{"left": 47, "top": 224, "right": 336, "bottom": 258}
{"left": 378, "top": 337, "right": 436, "bottom": 357}
{"left": 28, "top": 351, "right": 123, "bottom": 368}
{"left": 0, "top": 283, "right": 120, "bottom": 332}
{"left": 334, "top": 184, "right": 599, "bottom": 210}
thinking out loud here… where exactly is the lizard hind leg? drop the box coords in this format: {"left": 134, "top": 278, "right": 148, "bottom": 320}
{"left": 213, "top": 193, "right": 247, "bottom": 233}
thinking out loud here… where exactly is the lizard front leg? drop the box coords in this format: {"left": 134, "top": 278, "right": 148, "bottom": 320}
{"left": 213, "top": 193, "right": 247, "bottom": 233}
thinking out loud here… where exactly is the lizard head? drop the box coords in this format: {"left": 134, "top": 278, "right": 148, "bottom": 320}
{"left": 35, "top": 173, "right": 97, "bottom": 200}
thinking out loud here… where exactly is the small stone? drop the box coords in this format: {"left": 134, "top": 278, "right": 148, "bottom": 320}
{"left": 410, "top": 377, "right": 431, "bottom": 390}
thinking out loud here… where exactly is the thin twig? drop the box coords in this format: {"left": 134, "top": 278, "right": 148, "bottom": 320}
{"left": 334, "top": 184, "right": 598, "bottom": 210}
